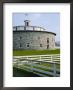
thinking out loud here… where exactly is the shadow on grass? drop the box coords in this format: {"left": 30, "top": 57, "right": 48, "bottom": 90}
{"left": 13, "top": 67, "right": 40, "bottom": 77}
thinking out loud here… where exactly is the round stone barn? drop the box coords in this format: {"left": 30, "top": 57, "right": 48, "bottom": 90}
{"left": 13, "top": 20, "right": 56, "bottom": 50}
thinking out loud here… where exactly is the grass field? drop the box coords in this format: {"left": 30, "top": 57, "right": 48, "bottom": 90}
{"left": 13, "top": 67, "right": 40, "bottom": 77}
{"left": 13, "top": 49, "right": 60, "bottom": 56}
{"left": 13, "top": 49, "right": 60, "bottom": 77}
{"left": 13, "top": 62, "right": 60, "bottom": 77}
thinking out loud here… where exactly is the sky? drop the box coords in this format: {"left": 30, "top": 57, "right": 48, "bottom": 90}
{"left": 12, "top": 13, "right": 60, "bottom": 42}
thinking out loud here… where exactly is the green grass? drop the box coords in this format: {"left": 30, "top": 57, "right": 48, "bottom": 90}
{"left": 13, "top": 62, "right": 60, "bottom": 77}
{"left": 13, "top": 49, "right": 60, "bottom": 77}
{"left": 13, "top": 49, "right": 60, "bottom": 56}
{"left": 13, "top": 67, "right": 40, "bottom": 77}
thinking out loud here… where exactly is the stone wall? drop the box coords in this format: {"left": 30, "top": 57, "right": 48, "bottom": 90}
{"left": 13, "top": 31, "right": 56, "bottom": 50}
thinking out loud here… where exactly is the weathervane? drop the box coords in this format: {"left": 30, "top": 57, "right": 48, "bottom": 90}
{"left": 24, "top": 13, "right": 28, "bottom": 20}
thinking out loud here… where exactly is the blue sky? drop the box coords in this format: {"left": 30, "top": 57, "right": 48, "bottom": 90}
{"left": 13, "top": 13, "right": 60, "bottom": 42}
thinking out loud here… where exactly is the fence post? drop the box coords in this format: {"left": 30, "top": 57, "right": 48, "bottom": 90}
{"left": 40, "top": 56, "right": 41, "bottom": 64}
{"left": 30, "top": 61, "right": 33, "bottom": 72}
{"left": 26, "top": 56, "right": 28, "bottom": 64}
{"left": 51, "top": 55, "right": 53, "bottom": 62}
{"left": 53, "top": 63, "right": 56, "bottom": 77}
{"left": 16, "top": 59, "right": 19, "bottom": 71}
{"left": 17, "top": 59, "right": 18, "bottom": 68}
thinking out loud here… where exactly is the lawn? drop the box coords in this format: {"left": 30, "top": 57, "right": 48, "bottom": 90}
{"left": 13, "top": 62, "right": 60, "bottom": 77}
{"left": 13, "top": 67, "right": 40, "bottom": 77}
{"left": 13, "top": 49, "right": 60, "bottom": 77}
{"left": 13, "top": 49, "right": 60, "bottom": 56}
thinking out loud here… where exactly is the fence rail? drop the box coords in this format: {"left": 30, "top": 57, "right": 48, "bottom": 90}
{"left": 13, "top": 54, "right": 60, "bottom": 77}
{"left": 13, "top": 26, "right": 45, "bottom": 31}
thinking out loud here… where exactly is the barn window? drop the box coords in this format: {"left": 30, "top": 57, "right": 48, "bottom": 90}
{"left": 27, "top": 43, "right": 30, "bottom": 47}
{"left": 47, "top": 45, "right": 49, "bottom": 49}
{"left": 47, "top": 38, "right": 49, "bottom": 43}
{"left": 20, "top": 43, "right": 22, "bottom": 47}
{"left": 40, "top": 44, "right": 42, "bottom": 47}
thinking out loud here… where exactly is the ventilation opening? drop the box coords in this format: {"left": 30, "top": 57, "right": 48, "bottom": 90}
{"left": 47, "top": 45, "right": 49, "bottom": 49}
{"left": 27, "top": 43, "right": 30, "bottom": 47}
{"left": 40, "top": 44, "right": 42, "bottom": 47}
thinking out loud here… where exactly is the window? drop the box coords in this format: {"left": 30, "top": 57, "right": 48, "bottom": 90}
{"left": 27, "top": 43, "right": 30, "bottom": 47}
{"left": 20, "top": 43, "right": 22, "bottom": 47}
{"left": 26, "top": 22, "right": 29, "bottom": 26}
{"left": 47, "top": 45, "right": 49, "bottom": 49}
{"left": 47, "top": 38, "right": 49, "bottom": 43}
{"left": 40, "top": 44, "right": 42, "bottom": 47}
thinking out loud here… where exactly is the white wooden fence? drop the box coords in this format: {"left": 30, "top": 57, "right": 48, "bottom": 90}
{"left": 13, "top": 54, "right": 60, "bottom": 77}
